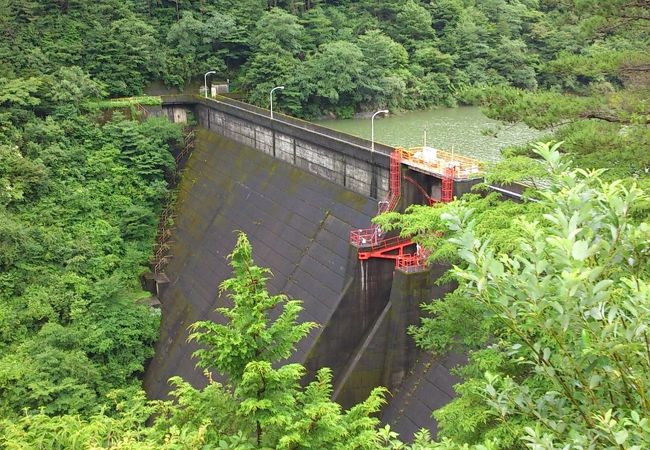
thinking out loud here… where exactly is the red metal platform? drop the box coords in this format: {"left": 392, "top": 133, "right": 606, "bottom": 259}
{"left": 349, "top": 149, "right": 429, "bottom": 271}
{"left": 349, "top": 147, "right": 460, "bottom": 272}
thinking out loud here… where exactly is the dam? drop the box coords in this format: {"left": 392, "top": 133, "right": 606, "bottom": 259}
{"left": 143, "top": 95, "right": 482, "bottom": 439}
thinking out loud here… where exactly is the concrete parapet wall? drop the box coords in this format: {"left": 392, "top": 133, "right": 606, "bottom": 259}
{"left": 162, "top": 95, "right": 390, "bottom": 200}
{"left": 161, "top": 96, "right": 529, "bottom": 205}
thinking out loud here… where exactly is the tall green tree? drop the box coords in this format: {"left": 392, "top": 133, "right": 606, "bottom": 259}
{"left": 189, "top": 233, "right": 388, "bottom": 448}
{"left": 85, "top": 16, "right": 161, "bottom": 96}
{"left": 1, "top": 233, "right": 389, "bottom": 449}
{"left": 252, "top": 7, "right": 305, "bottom": 55}
{"left": 378, "top": 143, "right": 650, "bottom": 448}
{"left": 356, "top": 30, "right": 408, "bottom": 109}
{"left": 302, "top": 40, "right": 367, "bottom": 117}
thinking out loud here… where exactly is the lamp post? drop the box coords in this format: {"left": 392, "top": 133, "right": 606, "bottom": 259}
{"left": 371, "top": 109, "right": 389, "bottom": 153}
{"left": 270, "top": 86, "right": 285, "bottom": 119}
{"left": 204, "top": 70, "right": 216, "bottom": 98}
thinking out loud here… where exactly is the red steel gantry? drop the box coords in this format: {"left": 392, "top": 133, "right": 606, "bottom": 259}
{"left": 350, "top": 149, "right": 436, "bottom": 272}
{"left": 350, "top": 146, "right": 479, "bottom": 271}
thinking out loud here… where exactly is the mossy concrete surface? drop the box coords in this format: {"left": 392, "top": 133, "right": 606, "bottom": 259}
{"left": 143, "top": 127, "right": 378, "bottom": 399}
{"left": 143, "top": 126, "right": 465, "bottom": 441}
{"left": 332, "top": 263, "right": 464, "bottom": 440}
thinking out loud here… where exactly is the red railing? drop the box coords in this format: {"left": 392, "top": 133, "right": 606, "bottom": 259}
{"left": 351, "top": 149, "right": 403, "bottom": 248}
{"left": 400, "top": 147, "right": 483, "bottom": 180}
{"left": 350, "top": 227, "right": 382, "bottom": 247}
{"left": 349, "top": 149, "right": 429, "bottom": 272}
{"left": 357, "top": 235, "right": 413, "bottom": 260}
{"left": 396, "top": 246, "right": 429, "bottom": 273}
{"left": 388, "top": 149, "right": 402, "bottom": 210}
{"left": 351, "top": 232, "right": 429, "bottom": 272}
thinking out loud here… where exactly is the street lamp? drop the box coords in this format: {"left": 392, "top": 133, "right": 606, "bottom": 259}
{"left": 371, "top": 109, "right": 389, "bottom": 153}
{"left": 204, "top": 70, "right": 216, "bottom": 98}
{"left": 270, "top": 86, "right": 285, "bottom": 119}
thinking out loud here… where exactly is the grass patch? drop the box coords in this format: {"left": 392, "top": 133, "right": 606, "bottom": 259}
{"left": 85, "top": 95, "right": 163, "bottom": 109}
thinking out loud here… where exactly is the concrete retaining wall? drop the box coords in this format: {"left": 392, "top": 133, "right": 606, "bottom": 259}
{"left": 161, "top": 95, "right": 527, "bottom": 204}
{"left": 162, "top": 95, "right": 391, "bottom": 200}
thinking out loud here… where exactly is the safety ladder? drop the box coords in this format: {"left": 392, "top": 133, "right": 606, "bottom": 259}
{"left": 441, "top": 166, "right": 455, "bottom": 203}
{"left": 350, "top": 149, "right": 428, "bottom": 272}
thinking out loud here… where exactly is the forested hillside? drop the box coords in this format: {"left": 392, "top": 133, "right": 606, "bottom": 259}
{"left": 3, "top": 0, "right": 647, "bottom": 118}
{"left": 1, "top": 0, "right": 648, "bottom": 448}
{"left": 0, "top": 68, "right": 183, "bottom": 419}
{"left": 4, "top": 0, "right": 646, "bottom": 183}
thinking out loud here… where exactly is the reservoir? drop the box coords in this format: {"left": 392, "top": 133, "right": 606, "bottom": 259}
{"left": 315, "top": 107, "right": 545, "bottom": 162}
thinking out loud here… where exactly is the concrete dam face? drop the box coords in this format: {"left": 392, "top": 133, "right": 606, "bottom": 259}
{"left": 144, "top": 127, "right": 379, "bottom": 389}
{"left": 145, "top": 98, "right": 466, "bottom": 440}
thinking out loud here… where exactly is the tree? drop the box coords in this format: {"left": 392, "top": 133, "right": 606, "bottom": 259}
{"left": 357, "top": 30, "right": 408, "bottom": 75}
{"left": 386, "top": 143, "right": 650, "bottom": 448}
{"left": 166, "top": 11, "right": 205, "bottom": 56}
{"left": 189, "top": 232, "right": 317, "bottom": 383}
{"left": 84, "top": 16, "right": 161, "bottom": 96}
{"left": 393, "top": 0, "right": 434, "bottom": 50}
{"left": 189, "top": 232, "right": 388, "bottom": 448}
{"left": 0, "top": 74, "right": 180, "bottom": 420}
{"left": 238, "top": 41, "right": 301, "bottom": 112}
{"left": 462, "top": 63, "right": 650, "bottom": 183}
{"left": 300, "top": 6, "right": 336, "bottom": 52}
{"left": 0, "top": 143, "right": 46, "bottom": 208}
{"left": 1, "top": 233, "right": 389, "bottom": 449}
{"left": 303, "top": 41, "right": 367, "bottom": 116}
{"left": 252, "top": 7, "right": 305, "bottom": 55}
{"left": 356, "top": 30, "right": 408, "bottom": 109}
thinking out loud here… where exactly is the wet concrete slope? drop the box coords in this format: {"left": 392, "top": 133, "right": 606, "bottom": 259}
{"left": 144, "top": 127, "right": 378, "bottom": 399}
{"left": 382, "top": 350, "right": 467, "bottom": 440}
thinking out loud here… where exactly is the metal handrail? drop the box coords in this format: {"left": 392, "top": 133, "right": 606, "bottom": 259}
{"left": 401, "top": 146, "right": 483, "bottom": 180}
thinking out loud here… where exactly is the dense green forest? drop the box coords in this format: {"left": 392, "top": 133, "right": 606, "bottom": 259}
{"left": 0, "top": 68, "right": 183, "bottom": 416}
{"left": 1, "top": 0, "right": 649, "bottom": 448}
{"left": 3, "top": 0, "right": 647, "bottom": 117}
{"left": 3, "top": 0, "right": 647, "bottom": 180}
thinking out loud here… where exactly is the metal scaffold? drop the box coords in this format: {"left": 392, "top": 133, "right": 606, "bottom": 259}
{"left": 350, "top": 144, "right": 480, "bottom": 271}
{"left": 349, "top": 149, "right": 422, "bottom": 272}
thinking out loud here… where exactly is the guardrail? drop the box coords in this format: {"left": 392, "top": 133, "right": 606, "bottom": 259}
{"left": 401, "top": 146, "right": 484, "bottom": 180}
{"left": 396, "top": 248, "right": 429, "bottom": 273}
{"left": 350, "top": 227, "right": 382, "bottom": 248}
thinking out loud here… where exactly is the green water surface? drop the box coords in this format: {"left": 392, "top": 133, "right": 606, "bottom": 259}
{"left": 315, "top": 107, "right": 545, "bottom": 162}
